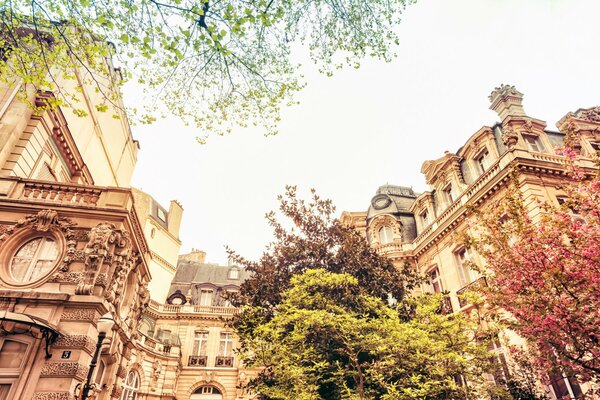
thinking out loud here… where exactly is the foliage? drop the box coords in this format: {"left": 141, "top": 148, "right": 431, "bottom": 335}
{"left": 229, "top": 186, "right": 420, "bottom": 328}
{"left": 1, "top": 0, "right": 413, "bottom": 141}
{"left": 464, "top": 148, "right": 600, "bottom": 383}
{"left": 242, "top": 269, "right": 493, "bottom": 400}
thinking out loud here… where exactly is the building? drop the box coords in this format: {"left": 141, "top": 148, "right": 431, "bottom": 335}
{"left": 0, "top": 56, "right": 186, "bottom": 399}
{"left": 341, "top": 85, "right": 600, "bottom": 400}
{"left": 132, "top": 249, "right": 255, "bottom": 400}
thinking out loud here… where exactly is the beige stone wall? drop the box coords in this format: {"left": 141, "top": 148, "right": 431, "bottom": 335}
{"left": 0, "top": 177, "right": 151, "bottom": 400}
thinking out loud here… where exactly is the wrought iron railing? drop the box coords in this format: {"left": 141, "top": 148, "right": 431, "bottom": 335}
{"left": 188, "top": 355, "right": 208, "bottom": 367}
{"left": 456, "top": 277, "right": 487, "bottom": 308}
{"left": 215, "top": 356, "right": 234, "bottom": 367}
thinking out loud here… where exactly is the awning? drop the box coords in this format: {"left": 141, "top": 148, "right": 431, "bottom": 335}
{"left": 0, "top": 310, "right": 60, "bottom": 358}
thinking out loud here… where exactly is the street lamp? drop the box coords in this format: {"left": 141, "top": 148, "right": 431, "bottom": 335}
{"left": 78, "top": 312, "right": 115, "bottom": 400}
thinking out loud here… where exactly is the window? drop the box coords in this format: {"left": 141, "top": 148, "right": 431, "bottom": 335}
{"left": 94, "top": 360, "right": 106, "bottom": 385}
{"left": 199, "top": 290, "right": 213, "bottom": 306}
{"left": 378, "top": 226, "right": 394, "bottom": 244}
{"left": 476, "top": 148, "right": 491, "bottom": 173}
{"left": 10, "top": 237, "right": 58, "bottom": 283}
{"left": 524, "top": 135, "right": 545, "bottom": 152}
{"left": 487, "top": 337, "right": 509, "bottom": 386}
{"left": 557, "top": 196, "right": 580, "bottom": 215}
{"left": 455, "top": 248, "right": 477, "bottom": 286}
{"left": 219, "top": 332, "right": 234, "bottom": 356}
{"left": 192, "top": 386, "right": 222, "bottom": 400}
{"left": 428, "top": 267, "right": 443, "bottom": 294}
{"left": 192, "top": 332, "right": 209, "bottom": 356}
{"left": 420, "top": 209, "right": 430, "bottom": 227}
{"left": 156, "top": 208, "right": 167, "bottom": 223}
{"left": 589, "top": 141, "right": 600, "bottom": 154}
{"left": 120, "top": 371, "right": 140, "bottom": 400}
{"left": 228, "top": 268, "right": 239, "bottom": 280}
{"left": 0, "top": 338, "right": 30, "bottom": 400}
{"left": 443, "top": 184, "right": 455, "bottom": 204}
{"left": 548, "top": 372, "right": 583, "bottom": 400}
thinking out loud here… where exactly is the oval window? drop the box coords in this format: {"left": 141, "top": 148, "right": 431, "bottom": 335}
{"left": 10, "top": 237, "right": 58, "bottom": 283}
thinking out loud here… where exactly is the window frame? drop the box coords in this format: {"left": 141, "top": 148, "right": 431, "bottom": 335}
{"left": 0, "top": 228, "right": 65, "bottom": 288}
{"left": 378, "top": 226, "right": 394, "bottom": 244}
{"left": 218, "top": 332, "right": 234, "bottom": 357}
{"left": 523, "top": 134, "right": 545, "bottom": 153}
{"left": 427, "top": 266, "right": 444, "bottom": 294}
{"left": 455, "top": 248, "right": 477, "bottom": 287}
{"left": 120, "top": 370, "right": 141, "bottom": 400}
{"left": 192, "top": 331, "right": 209, "bottom": 356}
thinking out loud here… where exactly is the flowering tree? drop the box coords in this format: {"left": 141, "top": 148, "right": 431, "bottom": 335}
{"left": 465, "top": 149, "right": 600, "bottom": 384}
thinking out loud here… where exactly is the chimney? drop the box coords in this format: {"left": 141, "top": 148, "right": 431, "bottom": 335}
{"left": 179, "top": 248, "right": 206, "bottom": 264}
{"left": 489, "top": 84, "right": 526, "bottom": 121}
{"left": 167, "top": 200, "right": 183, "bottom": 238}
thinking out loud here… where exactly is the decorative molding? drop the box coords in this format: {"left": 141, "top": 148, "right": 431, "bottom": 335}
{"left": 40, "top": 362, "right": 88, "bottom": 380}
{"left": 501, "top": 125, "right": 519, "bottom": 149}
{"left": 574, "top": 106, "right": 600, "bottom": 123}
{"left": 111, "top": 386, "right": 122, "bottom": 399}
{"left": 61, "top": 308, "right": 97, "bottom": 322}
{"left": 32, "top": 392, "right": 74, "bottom": 400}
{"left": 116, "top": 365, "right": 127, "bottom": 379}
{"left": 52, "top": 334, "right": 96, "bottom": 354}
{"left": 49, "top": 272, "right": 83, "bottom": 284}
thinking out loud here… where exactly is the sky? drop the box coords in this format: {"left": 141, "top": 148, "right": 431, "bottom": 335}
{"left": 128, "top": 0, "right": 600, "bottom": 264}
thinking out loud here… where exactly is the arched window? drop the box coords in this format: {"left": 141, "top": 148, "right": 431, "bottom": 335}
{"left": 191, "top": 385, "right": 222, "bottom": 400}
{"left": 378, "top": 226, "right": 394, "bottom": 244}
{"left": 120, "top": 370, "right": 140, "bottom": 400}
{"left": 10, "top": 237, "right": 58, "bottom": 283}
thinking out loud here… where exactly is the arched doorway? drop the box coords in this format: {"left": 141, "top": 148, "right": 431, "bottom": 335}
{"left": 190, "top": 385, "right": 223, "bottom": 400}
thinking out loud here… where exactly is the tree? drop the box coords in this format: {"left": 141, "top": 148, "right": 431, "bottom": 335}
{"left": 1, "top": 0, "right": 413, "bottom": 141}
{"left": 230, "top": 187, "right": 507, "bottom": 399}
{"left": 229, "top": 186, "right": 419, "bottom": 324}
{"left": 242, "top": 268, "right": 493, "bottom": 400}
{"left": 464, "top": 148, "right": 600, "bottom": 384}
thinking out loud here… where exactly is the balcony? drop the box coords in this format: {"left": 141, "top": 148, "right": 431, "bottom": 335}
{"left": 188, "top": 355, "right": 208, "bottom": 367}
{"left": 456, "top": 277, "right": 487, "bottom": 308}
{"left": 147, "top": 299, "right": 240, "bottom": 316}
{"left": 440, "top": 294, "right": 454, "bottom": 315}
{"left": 215, "top": 356, "right": 234, "bottom": 367}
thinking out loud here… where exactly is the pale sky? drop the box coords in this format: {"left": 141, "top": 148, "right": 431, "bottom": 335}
{"left": 128, "top": 0, "right": 600, "bottom": 264}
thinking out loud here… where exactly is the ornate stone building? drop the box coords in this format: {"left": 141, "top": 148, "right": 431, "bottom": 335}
{"left": 342, "top": 85, "right": 600, "bottom": 400}
{"left": 0, "top": 64, "right": 184, "bottom": 398}
{"left": 132, "top": 249, "right": 254, "bottom": 400}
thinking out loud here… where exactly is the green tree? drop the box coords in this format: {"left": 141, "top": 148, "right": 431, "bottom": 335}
{"left": 243, "top": 269, "right": 493, "bottom": 400}
{"left": 1, "top": 0, "right": 413, "bottom": 141}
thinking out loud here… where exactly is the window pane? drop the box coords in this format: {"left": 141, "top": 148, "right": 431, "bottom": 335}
{"left": 0, "top": 340, "right": 27, "bottom": 368}
{"left": 0, "top": 384, "right": 11, "bottom": 400}
{"left": 10, "top": 238, "right": 58, "bottom": 282}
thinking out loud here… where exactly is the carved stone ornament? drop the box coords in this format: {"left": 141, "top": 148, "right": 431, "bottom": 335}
{"left": 523, "top": 119, "right": 534, "bottom": 132}
{"left": 501, "top": 125, "right": 519, "bottom": 149}
{"left": 61, "top": 308, "right": 97, "bottom": 322}
{"left": 575, "top": 106, "right": 600, "bottom": 123}
{"left": 52, "top": 334, "right": 96, "bottom": 355}
{"left": 488, "top": 84, "right": 521, "bottom": 102}
{"left": 201, "top": 370, "right": 216, "bottom": 383}
{"left": 40, "top": 362, "right": 88, "bottom": 381}
{"left": 0, "top": 210, "right": 71, "bottom": 240}
{"left": 77, "top": 223, "right": 133, "bottom": 295}
{"left": 32, "top": 392, "right": 73, "bottom": 400}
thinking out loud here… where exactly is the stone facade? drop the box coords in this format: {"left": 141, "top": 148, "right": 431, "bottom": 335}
{"left": 0, "top": 64, "right": 184, "bottom": 399}
{"left": 131, "top": 250, "right": 255, "bottom": 400}
{"left": 342, "top": 85, "right": 600, "bottom": 400}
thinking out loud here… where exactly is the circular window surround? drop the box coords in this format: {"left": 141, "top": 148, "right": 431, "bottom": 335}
{"left": 0, "top": 227, "right": 66, "bottom": 288}
{"left": 119, "top": 272, "right": 137, "bottom": 319}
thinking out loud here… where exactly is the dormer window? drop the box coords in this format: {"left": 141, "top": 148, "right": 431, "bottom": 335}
{"left": 523, "top": 135, "right": 544, "bottom": 152}
{"left": 476, "top": 148, "right": 491, "bottom": 173}
{"left": 378, "top": 226, "right": 394, "bottom": 244}
{"left": 420, "top": 209, "right": 430, "bottom": 227}
{"left": 199, "top": 289, "right": 213, "bottom": 306}
{"left": 443, "top": 183, "right": 455, "bottom": 204}
{"left": 228, "top": 267, "right": 239, "bottom": 280}
{"left": 157, "top": 208, "right": 167, "bottom": 223}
